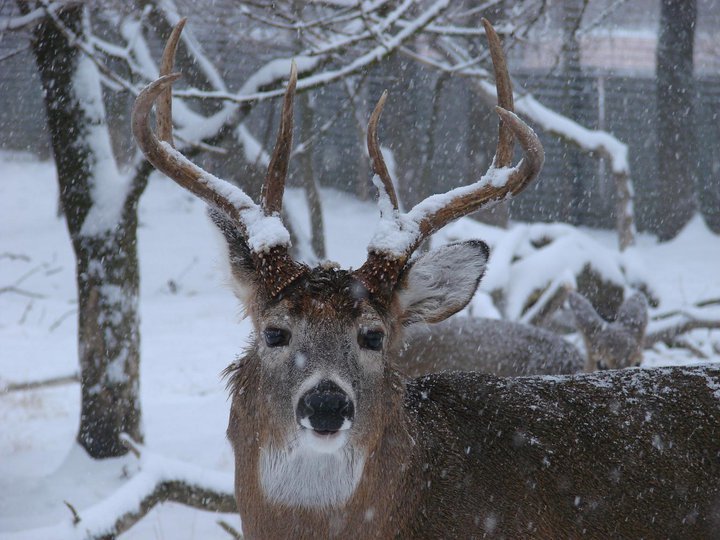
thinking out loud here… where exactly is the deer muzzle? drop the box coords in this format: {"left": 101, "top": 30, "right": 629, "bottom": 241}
{"left": 296, "top": 379, "right": 355, "bottom": 435}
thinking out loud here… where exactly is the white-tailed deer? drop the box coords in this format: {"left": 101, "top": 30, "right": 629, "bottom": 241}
{"left": 397, "top": 290, "right": 649, "bottom": 377}
{"left": 133, "top": 19, "right": 720, "bottom": 539}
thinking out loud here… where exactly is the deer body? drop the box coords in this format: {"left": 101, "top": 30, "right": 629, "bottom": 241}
{"left": 132, "top": 19, "right": 719, "bottom": 540}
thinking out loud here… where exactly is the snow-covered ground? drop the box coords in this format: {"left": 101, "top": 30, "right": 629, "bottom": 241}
{"left": 1, "top": 152, "right": 719, "bottom": 538}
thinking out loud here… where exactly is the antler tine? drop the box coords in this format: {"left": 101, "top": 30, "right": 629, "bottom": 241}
{"left": 367, "top": 91, "right": 399, "bottom": 212}
{"left": 157, "top": 18, "right": 187, "bottom": 146}
{"left": 262, "top": 61, "right": 297, "bottom": 216}
{"left": 481, "top": 17, "right": 514, "bottom": 168}
{"left": 353, "top": 20, "right": 544, "bottom": 300}
{"left": 411, "top": 106, "right": 543, "bottom": 247}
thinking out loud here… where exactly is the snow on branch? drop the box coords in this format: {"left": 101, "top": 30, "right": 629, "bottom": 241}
{"left": 5, "top": 438, "right": 236, "bottom": 540}
{"left": 0, "top": 2, "right": 64, "bottom": 32}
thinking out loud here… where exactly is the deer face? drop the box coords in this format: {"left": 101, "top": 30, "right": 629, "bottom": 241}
{"left": 586, "top": 328, "right": 644, "bottom": 370}
{"left": 246, "top": 267, "right": 391, "bottom": 455}
{"left": 569, "top": 291, "right": 649, "bottom": 371}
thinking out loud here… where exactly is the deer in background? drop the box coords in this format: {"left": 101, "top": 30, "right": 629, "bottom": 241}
{"left": 569, "top": 290, "right": 649, "bottom": 371}
{"left": 397, "top": 290, "right": 649, "bottom": 377}
{"left": 133, "top": 19, "right": 720, "bottom": 539}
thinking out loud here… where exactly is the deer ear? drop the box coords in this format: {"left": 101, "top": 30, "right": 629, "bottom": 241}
{"left": 616, "top": 292, "right": 649, "bottom": 340}
{"left": 209, "top": 208, "right": 259, "bottom": 304}
{"left": 568, "top": 291, "right": 604, "bottom": 338}
{"left": 395, "top": 241, "right": 489, "bottom": 326}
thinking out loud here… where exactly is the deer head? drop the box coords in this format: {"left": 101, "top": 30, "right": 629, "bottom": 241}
{"left": 132, "top": 17, "right": 542, "bottom": 526}
{"left": 568, "top": 290, "right": 649, "bottom": 371}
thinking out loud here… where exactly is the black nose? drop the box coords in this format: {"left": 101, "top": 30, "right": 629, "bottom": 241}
{"left": 296, "top": 379, "right": 355, "bottom": 432}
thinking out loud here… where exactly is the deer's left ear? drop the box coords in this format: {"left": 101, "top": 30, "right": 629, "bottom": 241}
{"left": 395, "top": 240, "right": 489, "bottom": 326}
{"left": 209, "top": 208, "right": 260, "bottom": 306}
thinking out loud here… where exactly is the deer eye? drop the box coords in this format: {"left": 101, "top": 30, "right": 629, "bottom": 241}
{"left": 358, "top": 329, "right": 384, "bottom": 351}
{"left": 263, "top": 327, "right": 290, "bottom": 347}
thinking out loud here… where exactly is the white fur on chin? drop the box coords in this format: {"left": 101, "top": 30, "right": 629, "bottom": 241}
{"left": 259, "top": 430, "right": 366, "bottom": 508}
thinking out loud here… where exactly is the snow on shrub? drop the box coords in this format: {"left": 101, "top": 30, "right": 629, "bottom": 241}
{"left": 435, "top": 218, "right": 656, "bottom": 321}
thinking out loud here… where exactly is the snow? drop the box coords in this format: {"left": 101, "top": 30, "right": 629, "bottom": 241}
{"left": 515, "top": 92, "right": 629, "bottom": 176}
{"left": 367, "top": 165, "right": 514, "bottom": 256}
{"left": 1, "top": 152, "right": 719, "bottom": 538}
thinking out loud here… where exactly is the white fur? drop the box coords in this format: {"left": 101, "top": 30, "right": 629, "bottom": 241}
{"left": 259, "top": 433, "right": 366, "bottom": 508}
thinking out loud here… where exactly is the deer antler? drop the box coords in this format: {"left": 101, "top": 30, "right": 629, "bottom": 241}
{"left": 131, "top": 20, "right": 307, "bottom": 297}
{"left": 354, "top": 19, "right": 544, "bottom": 299}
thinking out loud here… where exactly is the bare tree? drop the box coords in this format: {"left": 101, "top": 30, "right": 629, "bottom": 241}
{"left": 20, "top": 2, "right": 145, "bottom": 457}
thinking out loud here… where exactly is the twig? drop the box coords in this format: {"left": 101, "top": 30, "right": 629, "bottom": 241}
{"left": 0, "top": 252, "right": 31, "bottom": 261}
{"left": 669, "top": 338, "right": 709, "bottom": 360}
{"left": 18, "top": 300, "right": 34, "bottom": 325}
{"left": 0, "top": 44, "right": 30, "bottom": 62}
{"left": 63, "top": 501, "right": 81, "bottom": 525}
{"left": 217, "top": 519, "right": 244, "bottom": 539}
{"left": 646, "top": 317, "right": 720, "bottom": 347}
{"left": 49, "top": 308, "right": 77, "bottom": 332}
{"left": 0, "top": 286, "right": 46, "bottom": 299}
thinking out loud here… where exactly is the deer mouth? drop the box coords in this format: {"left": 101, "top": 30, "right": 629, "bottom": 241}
{"left": 298, "top": 416, "right": 353, "bottom": 437}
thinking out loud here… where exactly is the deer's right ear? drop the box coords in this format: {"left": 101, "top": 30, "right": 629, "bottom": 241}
{"left": 395, "top": 240, "right": 489, "bottom": 326}
{"left": 209, "top": 208, "right": 259, "bottom": 304}
{"left": 568, "top": 291, "right": 604, "bottom": 337}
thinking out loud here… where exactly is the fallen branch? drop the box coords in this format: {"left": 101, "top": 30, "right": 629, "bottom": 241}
{"left": 1, "top": 373, "right": 79, "bottom": 394}
{"left": 4, "top": 437, "right": 236, "bottom": 540}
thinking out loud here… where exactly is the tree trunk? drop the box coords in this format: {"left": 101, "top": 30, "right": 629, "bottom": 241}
{"left": 27, "top": 3, "right": 143, "bottom": 457}
{"left": 560, "top": 0, "right": 586, "bottom": 226}
{"left": 654, "top": 0, "right": 697, "bottom": 240}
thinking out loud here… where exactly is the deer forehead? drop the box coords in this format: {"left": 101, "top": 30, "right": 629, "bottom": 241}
{"left": 255, "top": 267, "right": 392, "bottom": 329}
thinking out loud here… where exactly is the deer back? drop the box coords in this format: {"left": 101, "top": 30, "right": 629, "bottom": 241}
{"left": 397, "top": 317, "right": 584, "bottom": 377}
{"left": 403, "top": 365, "right": 720, "bottom": 537}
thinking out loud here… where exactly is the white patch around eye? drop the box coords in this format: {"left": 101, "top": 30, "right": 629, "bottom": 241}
{"left": 259, "top": 435, "right": 366, "bottom": 508}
